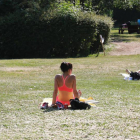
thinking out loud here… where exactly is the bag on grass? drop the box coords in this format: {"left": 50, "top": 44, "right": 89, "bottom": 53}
{"left": 56, "top": 101, "right": 64, "bottom": 110}
{"left": 70, "top": 98, "right": 91, "bottom": 110}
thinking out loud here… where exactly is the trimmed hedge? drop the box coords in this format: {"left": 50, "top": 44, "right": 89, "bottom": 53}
{"left": 0, "top": 4, "right": 113, "bottom": 58}
{"left": 90, "top": 15, "right": 113, "bottom": 53}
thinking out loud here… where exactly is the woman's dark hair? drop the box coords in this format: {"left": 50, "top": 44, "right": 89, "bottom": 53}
{"left": 60, "top": 62, "right": 73, "bottom": 72}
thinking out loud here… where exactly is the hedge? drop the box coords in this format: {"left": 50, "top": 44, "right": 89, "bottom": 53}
{"left": 0, "top": 5, "right": 113, "bottom": 58}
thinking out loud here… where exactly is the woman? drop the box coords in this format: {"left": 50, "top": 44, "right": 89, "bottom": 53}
{"left": 51, "top": 62, "right": 82, "bottom": 107}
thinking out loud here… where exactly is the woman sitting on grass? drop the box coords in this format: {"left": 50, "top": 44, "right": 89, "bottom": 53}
{"left": 51, "top": 62, "right": 82, "bottom": 107}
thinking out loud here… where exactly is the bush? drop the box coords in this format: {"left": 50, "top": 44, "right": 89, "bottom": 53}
{"left": 0, "top": 2, "right": 113, "bottom": 58}
{"left": 0, "top": 0, "right": 14, "bottom": 16}
{"left": 0, "top": 11, "right": 49, "bottom": 58}
{"left": 90, "top": 15, "right": 113, "bottom": 53}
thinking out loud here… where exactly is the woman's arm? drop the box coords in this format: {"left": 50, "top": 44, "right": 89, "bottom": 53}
{"left": 52, "top": 75, "right": 58, "bottom": 105}
{"left": 72, "top": 76, "right": 81, "bottom": 98}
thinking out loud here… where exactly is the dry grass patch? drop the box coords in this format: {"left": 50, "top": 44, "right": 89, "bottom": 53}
{"left": 109, "top": 42, "right": 140, "bottom": 56}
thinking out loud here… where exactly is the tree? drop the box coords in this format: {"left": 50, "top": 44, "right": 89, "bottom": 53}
{"left": 0, "top": 0, "right": 41, "bottom": 16}
{"left": 73, "top": 0, "right": 140, "bottom": 15}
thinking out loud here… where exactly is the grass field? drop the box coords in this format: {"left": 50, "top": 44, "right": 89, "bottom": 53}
{"left": 1, "top": 29, "right": 140, "bottom": 140}
{"left": 110, "top": 28, "right": 140, "bottom": 42}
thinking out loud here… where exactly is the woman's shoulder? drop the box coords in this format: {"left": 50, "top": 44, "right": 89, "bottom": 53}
{"left": 70, "top": 74, "right": 76, "bottom": 79}
{"left": 70, "top": 74, "right": 75, "bottom": 76}
{"left": 55, "top": 74, "right": 62, "bottom": 79}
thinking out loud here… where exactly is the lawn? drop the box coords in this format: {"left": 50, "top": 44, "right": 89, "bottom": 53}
{"left": 0, "top": 30, "right": 140, "bottom": 139}
{"left": 110, "top": 28, "right": 140, "bottom": 42}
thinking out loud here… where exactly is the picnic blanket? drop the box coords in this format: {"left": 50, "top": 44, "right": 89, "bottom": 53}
{"left": 41, "top": 97, "right": 99, "bottom": 107}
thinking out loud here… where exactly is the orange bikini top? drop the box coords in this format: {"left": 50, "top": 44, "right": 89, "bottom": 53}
{"left": 58, "top": 75, "right": 73, "bottom": 92}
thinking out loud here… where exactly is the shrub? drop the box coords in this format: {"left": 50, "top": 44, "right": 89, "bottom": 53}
{"left": 90, "top": 15, "right": 113, "bottom": 53}
{"left": 0, "top": 11, "right": 48, "bottom": 58}
{"left": 45, "top": 5, "right": 97, "bottom": 57}
{"left": 0, "top": 1, "right": 113, "bottom": 58}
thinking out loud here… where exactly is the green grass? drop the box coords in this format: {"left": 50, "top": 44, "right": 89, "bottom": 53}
{"left": 110, "top": 28, "right": 140, "bottom": 42}
{"left": 1, "top": 30, "right": 140, "bottom": 139}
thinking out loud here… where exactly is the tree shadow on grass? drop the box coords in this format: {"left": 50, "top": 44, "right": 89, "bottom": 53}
{"left": 135, "top": 34, "right": 140, "bottom": 38}
{"left": 111, "top": 33, "right": 140, "bottom": 42}
{"left": 111, "top": 36, "right": 130, "bottom": 42}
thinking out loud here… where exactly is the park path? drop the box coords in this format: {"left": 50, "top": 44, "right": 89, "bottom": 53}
{"left": 109, "top": 42, "right": 140, "bottom": 56}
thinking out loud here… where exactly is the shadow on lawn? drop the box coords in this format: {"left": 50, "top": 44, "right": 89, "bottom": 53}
{"left": 111, "top": 28, "right": 140, "bottom": 42}
{"left": 111, "top": 33, "right": 140, "bottom": 42}
{"left": 42, "top": 107, "right": 72, "bottom": 112}
{"left": 42, "top": 107, "right": 58, "bottom": 112}
{"left": 135, "top": 34, "right": 140, "bottom": 38}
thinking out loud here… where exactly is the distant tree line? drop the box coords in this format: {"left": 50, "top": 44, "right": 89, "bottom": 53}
{"left": 0, "top": 0, "right": 140, "bottom": 22}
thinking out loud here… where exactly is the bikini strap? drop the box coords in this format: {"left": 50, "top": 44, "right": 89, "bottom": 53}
{"left": 62, "top": 75, "right": 69, "bottom": 83}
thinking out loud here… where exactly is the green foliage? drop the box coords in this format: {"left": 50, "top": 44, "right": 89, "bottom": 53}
{"left": 0, "top": 0, "right": 140, "bottom": 18}
{"left": 113, "top": 7, "right": 140, "bottom": 24}
{"left": 89, "top": 15, "right": 113, "bottom": 53}
{"left": 0, "top": 1, "right": 113, "bottom": 58}
{"left": 0, "top": 0, "right": 14, "bottom": 16}
{"left": 76, "top": 0, "right": 140, "bottom": 16}
{"left": 0, "top": 10, "right": 47, "bottom": 58}
{"left": 0, "top": 0, "right": 41, "bottom": 17}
